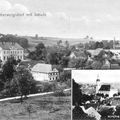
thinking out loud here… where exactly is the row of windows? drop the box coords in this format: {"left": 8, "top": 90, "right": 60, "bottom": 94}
{"left": 50, "top": 77, "right": 58, "bottom": 81}
{"left": 49, "top": 72, "right": 58, "bottom": 75}
{"left": 4, "top": 50, "right": 23, "bottom": 54}
{"left": 3, "top": 55, "right": 23, "bottom": 61}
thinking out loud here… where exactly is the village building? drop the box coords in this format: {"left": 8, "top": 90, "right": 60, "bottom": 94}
{"left": 31, "top": 63, "right": 59, "bottom": 81}
{"left": 0, "top": 42, "right": 24, "bottom": 62}
{"left": 87, "top": 48, "right": 103, "bottom": 58}
{"left": 96, "top": 76, "right": 118, "bottom": 97}
{"left": 69, "top": 50, "right": 88, "bottom": 60}
{"left": 101, "top": 59, "right": 111, "bottom": 69}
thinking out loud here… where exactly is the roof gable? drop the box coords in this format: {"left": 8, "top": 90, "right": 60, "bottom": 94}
{"left": 0, "top": 42, "right": 23, "bottom": 50}
{"left": 99, "top": 85, "right": 110, "bottom": 91}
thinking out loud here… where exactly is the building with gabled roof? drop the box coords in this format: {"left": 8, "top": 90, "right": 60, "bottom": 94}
{"left": 96, "top": 76, "right": 118, "bottom": 97}
{"left": 0, "top": 42, "right": 24, "bottom": 62}
{"left": 31, "top": 63, "right": 59, "bottom": 81}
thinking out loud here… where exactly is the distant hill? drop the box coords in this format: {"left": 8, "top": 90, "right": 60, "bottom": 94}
{"left": 22, "top": 36, "right": 95, "bottom": 47}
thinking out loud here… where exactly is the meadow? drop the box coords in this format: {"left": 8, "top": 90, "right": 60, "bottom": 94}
{"left": 0, "top": 90, "right": 71, "bottom": 120}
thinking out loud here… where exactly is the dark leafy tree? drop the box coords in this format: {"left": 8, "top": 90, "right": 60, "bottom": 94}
{"left": 11, "top": 66, "right": 37, "bottom": 102}
{"left": 28, "top": 42, "right": 47, "bottom": 61}
{"left": 0, "top": 34, "right": 29, "bottom": 48}
{"left": 73, "top": 79, "right": 82, "bottom": 106}
{"left": 1, "top": 57, "right": 18, "bottom": 96}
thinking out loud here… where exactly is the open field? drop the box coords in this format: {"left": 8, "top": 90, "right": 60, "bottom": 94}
{"left": 24, "top": 36, "right": 92, "bottom": 48}
{"left": 0, "top": 90, "right": 71, "bottom": 120}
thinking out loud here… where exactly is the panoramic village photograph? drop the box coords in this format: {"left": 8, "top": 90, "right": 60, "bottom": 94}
{"left": 1, "top": 0, "right": 120, "bottom": 119}
{"left": 72, "top": 70, "right": 120, "bottom": 120}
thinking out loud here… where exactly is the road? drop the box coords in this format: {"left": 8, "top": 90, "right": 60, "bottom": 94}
{"left": 0, "top": 88, "right": 71, "bottom": 102}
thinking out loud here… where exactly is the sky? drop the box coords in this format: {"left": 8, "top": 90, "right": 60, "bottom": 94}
{"left": 72, "top": 70, "right": 120, "bottom": 84}
{"left": 0, "top": 0, "right": 120, "bottom": 39}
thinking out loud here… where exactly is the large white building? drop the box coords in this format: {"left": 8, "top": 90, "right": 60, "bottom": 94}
{"left": 0, "top": 42, "right": 24, "bottom": 62}
{"left": 31, "top": 63, "right": 59, "bottom": 82}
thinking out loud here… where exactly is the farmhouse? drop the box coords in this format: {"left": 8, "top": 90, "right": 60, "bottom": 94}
{"left": 0, "top": 42, "right": 24, "bottom": 62}
{"left": 31, "top": 63, "right": 59, "bottom": 81}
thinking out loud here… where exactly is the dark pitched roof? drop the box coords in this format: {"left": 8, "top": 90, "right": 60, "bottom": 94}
{"left": 99, "top": 85, "right": 110, "bottom": 91}
{"left": 0, "top": 42, "right": 23, "bottom": 50}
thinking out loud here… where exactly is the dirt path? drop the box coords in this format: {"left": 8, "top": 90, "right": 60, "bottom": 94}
{"left": 0, "top": 88, "right": 71, "bottom": 102}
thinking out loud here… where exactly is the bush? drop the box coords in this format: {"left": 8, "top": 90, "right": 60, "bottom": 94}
{"left": 115, "top": 105, "right": 120, "bottom": 116}
{"left": 98, "top": 107, "right": 114, "bottom": 118}
{"left": 53, "top": 89, "right": 65, "bottom": 97}
{"left": 73, "top": 106, "right": 87, "bottom": 119}
{"left": 37, "top": 82, "right": 57, "bottom": 92}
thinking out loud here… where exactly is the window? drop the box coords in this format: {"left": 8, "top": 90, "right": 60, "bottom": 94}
{"left": 4, "top": 56, "right": 5, "bottom": 60}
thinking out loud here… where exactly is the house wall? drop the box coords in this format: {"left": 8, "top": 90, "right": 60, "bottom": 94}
{"left": 109, "top": 89, "right": 118, "bottom": 97}
{"left": 98, "top": 91, "right": 110, "bottom": 96}
{"left": 32, "top": 72, "right": 49, "bottom": 81}
{"left": 0, "top": 49, "right": 24, "bottom": 62}
{"left": 32, "top": 71, "right": 59, "bottom": 82}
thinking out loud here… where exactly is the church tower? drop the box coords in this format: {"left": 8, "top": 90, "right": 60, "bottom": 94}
{"left": 96, "top": 74, "right": 101, "bottom": 94}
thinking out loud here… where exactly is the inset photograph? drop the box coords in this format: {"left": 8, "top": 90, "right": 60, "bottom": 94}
{"left": 72, "top": 70, "right": 120, "bottom": 120}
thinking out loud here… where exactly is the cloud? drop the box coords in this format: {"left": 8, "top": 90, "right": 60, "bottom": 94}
{"left": 10, "top": 4, "right": 29, "bottom": 13}
{"left": 0, "top": 0, "right": 29, "bottom": 13}
{"left": 95, "top": 19, "right": 102, "bottom": 23}
{"left": 0, "top": 0, "right": 11, "bottom": 12}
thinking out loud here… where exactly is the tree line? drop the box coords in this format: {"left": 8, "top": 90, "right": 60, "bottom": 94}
{"left": 0, "top": 34, "right": 29, "bottom": 48}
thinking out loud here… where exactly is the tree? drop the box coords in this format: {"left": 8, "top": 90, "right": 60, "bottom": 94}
{"left": 0, "top": 34, "right": 29, "bottom": 48}
{"left": 1, "top": 57, "right": 18, "bottom": 96}
{"left": 68, "top": 58, "right": 87, "bottom": 69}
{"left": 57, "top": 40, "right": 62, "bottom": 48}
{"left": 11, "top": 66, "right": 37, "bottom": 102}
{"left": 28, "top": 42, "right": 47, "bottom": 60}
{"left": 65, "top": 40, "right": 69, "bottom": 49}
{"left": 73, "top": 79, "right": 82, "bottom": 106}
{"left": 60, "top": 56, "right": 70, "bottom": 68}
{"left": 46, "top": 52, "right": 59, "bottom": 65}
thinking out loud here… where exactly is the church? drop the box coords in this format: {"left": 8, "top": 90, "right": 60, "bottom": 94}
{"left": 96, "top": 75, "right": 118, "bottom": 97}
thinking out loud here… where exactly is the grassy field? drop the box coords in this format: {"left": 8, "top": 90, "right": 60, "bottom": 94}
{"left": 0, "top": 91, "right": 71, "bottom": 120}
{"left": 24, "top": 36, "right": 90, "bottom": 49}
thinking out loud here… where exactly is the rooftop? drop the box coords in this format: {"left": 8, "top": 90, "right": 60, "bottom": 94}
{"left": 31, "top": 63, "right": 52, "bottom": 73}
{"left": 99, "top": 84, "right": 111, "bottom": 91}
{"left": 0, "top": 42, "right": 23, "bottom": 50}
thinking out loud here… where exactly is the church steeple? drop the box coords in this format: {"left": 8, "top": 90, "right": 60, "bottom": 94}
{"left": 96, "top": 74, "right": 100, "bottom": 82}
{"left": 96, "top": 74, "right": 101, "bottom": 94}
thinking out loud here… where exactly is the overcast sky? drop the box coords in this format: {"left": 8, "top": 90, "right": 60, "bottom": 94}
{"left": 72, "top": 70, "right": 120, "bottom": 84}
{"left": 0, "top": 0, "right": 120, "bottom": 39}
